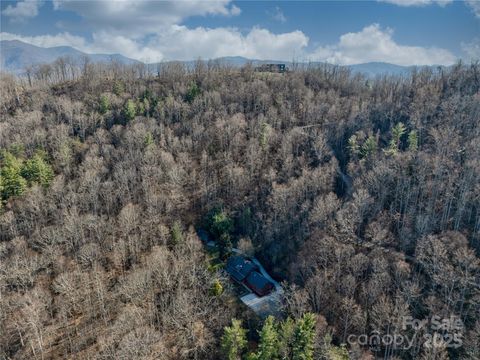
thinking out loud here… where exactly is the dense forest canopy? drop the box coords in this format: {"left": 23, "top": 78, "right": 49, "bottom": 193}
{"left": 0, "top": 60, "right": 479, "bottom": 359}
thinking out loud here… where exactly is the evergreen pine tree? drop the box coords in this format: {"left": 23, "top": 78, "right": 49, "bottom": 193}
{"left": 209, "top": 210, "right": 234, "bottom": 257}
{"left": 218, "top": 232, "right": 232, "bottom": 258}
{"left": 279, "top": 317, "right": 296, "bottom": 360}
{"left": 408, "top": 130, "right": 419, "bottom": 152}
{"left": 385, "top": 122, "right": 406, "bottom": 155}
{"left": 1, "top": 151, "right": 27, "bottom": 200}
{"left": 123, "top": 99, "right": 137, "bottom": 121}
{"left": 169, "top": 221, "right": 183, "bottom": 248}
{"left": 99, "top": 94, "right": 110, "bottom": 114}
{"left": 260, "top": 122, "right": 270, "bottom": 150}
{"left": 0, "top": 175, "right": 4, "bottom": 210}
{"left": 361, "top": 135, "right": 378, "bottom": 158}
{"left": 21, "top": 153, "right": 54, "bottom": 187}
{"left": 321, "top": 334, "right": 349, "bottom": 360}
{"left": 221, "top": 319, "right": 248, "bottom": 360}
{"left": 113, "top": 80, "right": 124, "bottom": 95}
{"left": 256, "top": 316, "right": 279, "bottom": 360}
{"left": 348, "top": 134, "right": 360, "bottom": 158}
{"left": 292, "top": 313, "right": 316, "bottom": 360}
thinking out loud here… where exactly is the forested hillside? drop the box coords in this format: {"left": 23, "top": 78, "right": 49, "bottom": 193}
{"left": 0, "top": 61, "right": 479, "bottom": 359}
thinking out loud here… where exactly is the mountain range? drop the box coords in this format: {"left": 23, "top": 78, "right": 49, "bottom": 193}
{"left": 0, "top": 40, "right": 139, "bottom": 75}
{"left": 1, "top": 39, "right": 435, "bottom": 78}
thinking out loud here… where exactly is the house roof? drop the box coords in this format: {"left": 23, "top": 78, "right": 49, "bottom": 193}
{"left": 225, "top": 256, "right": 258, "bottom": 282}
{"left": 245, "top": 271, "right": 274, "bottom": 297}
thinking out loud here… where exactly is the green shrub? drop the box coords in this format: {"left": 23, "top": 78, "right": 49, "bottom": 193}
{"left": 185, "top": 82, "right": 201, "bottom": 103}
{"left": 210, "top": 279, "right": 224, "bottom": 296}
{"left": 144, "top": 132, "right": 154, "bottom": 147}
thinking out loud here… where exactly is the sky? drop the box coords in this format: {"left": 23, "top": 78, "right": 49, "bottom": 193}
{"left": 1, "top": 0, "right": 479, "bottom": 66}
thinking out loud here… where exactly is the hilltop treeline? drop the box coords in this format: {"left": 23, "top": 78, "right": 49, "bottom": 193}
{"left": 0, "top": 61, "right": 479, "bottom": 359}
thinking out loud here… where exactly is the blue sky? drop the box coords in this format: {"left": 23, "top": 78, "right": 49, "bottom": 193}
{"left": 1, "top": 0, "right": 479, "bottom": 65}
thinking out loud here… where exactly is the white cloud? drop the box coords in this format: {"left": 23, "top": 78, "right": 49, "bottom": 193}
{"left": 1, "top": 26, "right": 309, "bottom": 63}
{"left": 465, "top": 0, "right": 480, "bottom": 18}
{"left": 378, "top": 0, "right": 452, "bottom": 7}
{"left": 380, "top": 0, "right": 480, "bottom": 18}
{"left": 2, "top": 24, "right": 457, "bottom": 66}
{"left": 139, "top": 26, "right": 308, "bottom": 62}
{"left": 230, "top": 4, "right": 241, "bottom": 16}
{"left": 51, "top": 0, "right": 241, "bottom": 37}
{"left": 311, "top": 24, "right": 457, "bottom": 66}
{"left": 268, "top": 7, "right": 287, "bottom": 23}
{"left": 2, "top": 0, "right": 43, "bottom": 22}
{"left": 90, "top": 31, "right": 164, "bottom": 62}
{"left": 1, "top": 2, "right": 458, "bottom": 67}
{"left": 461, "top": 38, "right": 480, "bottom": 61}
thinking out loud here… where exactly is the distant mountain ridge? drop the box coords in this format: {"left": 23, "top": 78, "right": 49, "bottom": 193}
{"left": 1, "top": 40, "right": 139, "bottom": 75}
{"left": 1, "top": 39, "right": 439, "bottom": 77}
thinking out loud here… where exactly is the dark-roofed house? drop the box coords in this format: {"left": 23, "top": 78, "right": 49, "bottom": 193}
{"left": 255, "top": 63, "right": 287, "bottom": 73}
{"left": 225, "top": 255, "right": 275, "bottom": 297}
{"left": 245, "top": 271, "right": 275, "bottom": 297}
{"left": 226, "top": 256, "right": 259, "bottom": 282}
